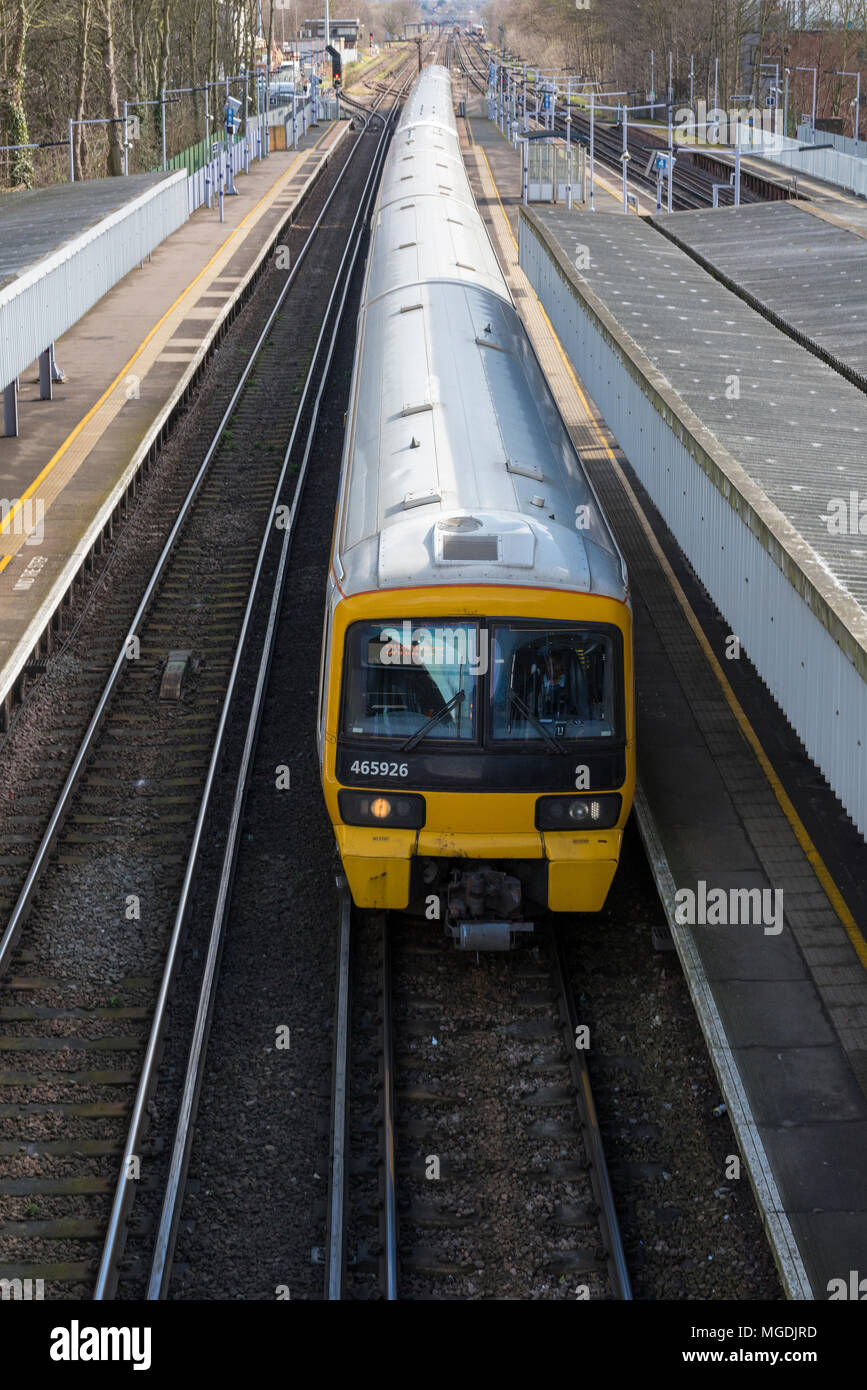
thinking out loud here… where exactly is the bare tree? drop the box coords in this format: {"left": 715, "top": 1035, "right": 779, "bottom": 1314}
{"left": 100, "top": 0, "right": 124, "bottom": 175}
{"left": 1, "top": 0, "right": 44, "bottom": 186}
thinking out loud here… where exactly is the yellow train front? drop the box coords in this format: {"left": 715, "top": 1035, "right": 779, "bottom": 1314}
{"left": 317, "top": 67, "right": 634, "bottom": 945}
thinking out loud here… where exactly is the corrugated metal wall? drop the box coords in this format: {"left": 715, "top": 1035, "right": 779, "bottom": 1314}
{"left": 520, "top": 217, "right": 867, "bottom": 836}
{"left": 1, "top": 173, "right": 188, "bottom": 389}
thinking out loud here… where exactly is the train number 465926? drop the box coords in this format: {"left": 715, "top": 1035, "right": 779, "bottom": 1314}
{"left": 349, "top": 760, "right": 409, "bottom": 778}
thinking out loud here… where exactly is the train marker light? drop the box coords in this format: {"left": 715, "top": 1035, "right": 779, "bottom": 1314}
{"left": 535, "top": 794, "right": 621, "bottom": 830}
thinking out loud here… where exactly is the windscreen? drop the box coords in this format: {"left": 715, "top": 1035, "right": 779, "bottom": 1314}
{"left": 342, "top": 622, "right": 480, "bottom": 742}
{"left": 490, "top": 626, "right": 618, "bottom": 741}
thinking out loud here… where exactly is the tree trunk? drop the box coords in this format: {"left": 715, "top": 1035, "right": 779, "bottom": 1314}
{"left": 102, "top": 0, "right": 125, "bottom": 174}
{"left": 157, "top": 0, "right": 173, "bottom": 164}
{"left": 2, "top": 1, "right": 33, "bottom": 187}
{"left": 73, "top": 0, "right": 93, "bottom": 181}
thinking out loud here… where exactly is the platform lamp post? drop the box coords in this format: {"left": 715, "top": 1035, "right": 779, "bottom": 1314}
{"left": 795, "top": 65, "right": 817, "bottom": 140}
{"left": 621, "top": 101, "right": 628, "bottom": 212}
{"left": 835, "top": 69, "right": 862, "bottom": 154}
{"left": 689, "top": 54, "right": 694, "bottom": 116}
{"left": 565, "top": 77, "right": 572, "bottom": 209}
{"left": 650, "top": 49, "right": 654, "bottom": 119}
{"left": 589, "top": 88, "right": 595, "bottom": 210}
{"left": 667, "top": 100, "right": 674, "bottom": 211}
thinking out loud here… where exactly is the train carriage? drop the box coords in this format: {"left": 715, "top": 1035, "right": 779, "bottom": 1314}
{"left": 317, "top": 66, "right": 634, "bottom": 944}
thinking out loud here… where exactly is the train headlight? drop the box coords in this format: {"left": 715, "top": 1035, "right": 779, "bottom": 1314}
{"left": 338, "top": 789, "right": 426, "bottom": 829}
{"left": 535, "top": 794, "right": 621, "bottom": 830}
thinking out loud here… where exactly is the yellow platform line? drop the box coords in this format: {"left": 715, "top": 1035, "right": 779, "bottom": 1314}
{"left": 476, "top": 143, "right": 867, "bottom": 968}
{"left": 0, "top": 121, "right": 337, "bottom": 551}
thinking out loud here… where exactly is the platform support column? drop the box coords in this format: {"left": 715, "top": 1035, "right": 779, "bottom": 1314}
{"left": 39, "top": 349, "right": 52, "bottom": 401}
{"left": 4, "top": 381, "right": 19, "bottom": 438}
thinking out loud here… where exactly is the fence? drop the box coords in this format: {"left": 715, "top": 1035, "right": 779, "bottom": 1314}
{"left": 736, "top": 123, "right": 867, "bottom": 197}
{"left": 796, "top": 121, "right": 867, "bottom": 161}
{"left": 183, "top": 96, "right": 343, "bottom": 216}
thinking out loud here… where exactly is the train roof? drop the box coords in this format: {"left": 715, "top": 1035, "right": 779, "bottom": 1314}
{"left": 333, "top": 66, "right": 627, "bottom": 607}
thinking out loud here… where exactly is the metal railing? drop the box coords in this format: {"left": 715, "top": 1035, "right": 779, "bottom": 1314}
{"left": 738, "top": 122, "right": 867, "bottom": 197}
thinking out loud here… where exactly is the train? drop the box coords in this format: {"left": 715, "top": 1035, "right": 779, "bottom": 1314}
{"left": 317, "top": 66, "right": 634, "bottom": 946}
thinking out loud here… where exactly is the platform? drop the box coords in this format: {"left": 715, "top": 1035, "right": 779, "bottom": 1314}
{"left": 461, "top": 95, "right": 867, "bottom": 1299}
{"left": 0, "top": 171, "right": 189, "bottom": 431}
{"left": 708, "top": 140, "right": 867, "bottom": 208}
{"left": 0, "top": 115, "right": 348, "bottom": 727}
{"left": 520, "top": 205, "right": 867, "bottom": 837}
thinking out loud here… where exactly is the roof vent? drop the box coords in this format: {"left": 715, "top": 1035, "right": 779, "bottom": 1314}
{"left": 431, "top": 517, "right": 536, "bottom": 570}
{"left": 440, "top": 533, "right": 500, "bottom": 563}
{"left": 410, "top": 436, "right": 421, "bottom": 449}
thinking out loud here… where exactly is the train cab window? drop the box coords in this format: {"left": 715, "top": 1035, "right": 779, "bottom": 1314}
{"left": 490, "top": 626, "right": 618, "bottom": 742}
{"left": 342, "top": 622, "right": 479, "bottom": 743}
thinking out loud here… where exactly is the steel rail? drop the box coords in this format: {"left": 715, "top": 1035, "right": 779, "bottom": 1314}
{"left": 548, "top": 927, "right": 633, "bottom": 1300}
{"left": 380, "top": 915, "right": 399, "bottom": 1300}
{"left": 141, "top": 86, "right": 405, "bottom": 1298}
{"left": 326, "top": 880, "right": 353, "bottom": 1300}
{"left": 0, "top": 106, "right": 378, "bottom": 986}
{"left": 90, "top": 77, "right": 408, "bottom": 1300}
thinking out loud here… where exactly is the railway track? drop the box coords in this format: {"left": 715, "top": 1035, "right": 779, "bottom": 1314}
{"left": 453, "top": 33, "right": 787, "bottom": 211}
{"left": 0, "top": 64, "right": 414, "bottom": 1301}
{"left": 326, "top": 910, "right": 632, "bottom": 1301}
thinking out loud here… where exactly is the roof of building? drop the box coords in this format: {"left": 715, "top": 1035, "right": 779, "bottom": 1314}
{"left": 0, "top": 172, "right": 187, "bottom": 389}
{"left": 653, "top": 200, "right": 867, "bottom": 390}
{"left": 524, "top": 206, "right": 867, "bottom": 618}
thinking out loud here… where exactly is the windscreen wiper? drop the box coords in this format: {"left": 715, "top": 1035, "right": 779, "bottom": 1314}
{"left": 400, "top": 689, "right": 466, "bottom": 752}
{"left": 507, "top": 687, "right": 566, "bottom": 752}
